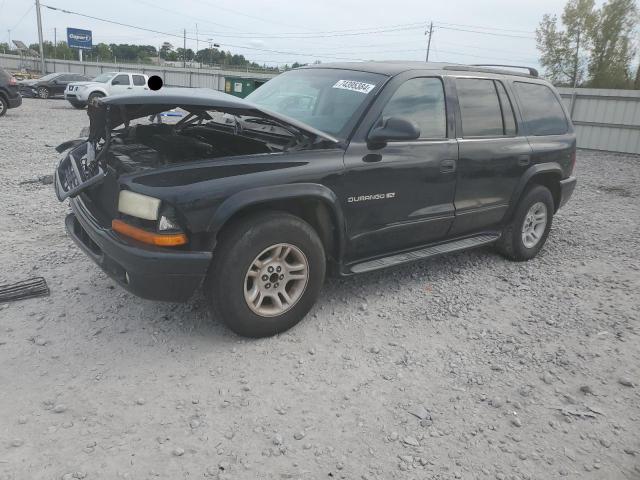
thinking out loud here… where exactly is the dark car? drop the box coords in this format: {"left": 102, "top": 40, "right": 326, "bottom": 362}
{"left": 19, "top": 72, "right": 92, "bottom": 99}
{"left": 54, "top": 62, "right": 577, "bottom": 337}
{"left": 0, "top": 67, "right": 22, "bottom": 117}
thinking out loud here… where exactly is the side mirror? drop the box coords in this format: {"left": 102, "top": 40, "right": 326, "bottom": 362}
{"left": 368, "top": 117, "right": 420, "bottom": 148}
{"left": 111, "top": 80, "right": 119, "bottom": 85}
{"left": 52, "top": 79, "right": 58, "bottom": 84}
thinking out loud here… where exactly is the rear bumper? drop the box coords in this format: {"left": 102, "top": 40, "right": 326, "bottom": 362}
{"left": 558, "top": 176, "right": 577, "bottom": 210}
{"left": 7, "top": 94, "right": 22, "bottom": 108}
{"left": 66, "top": 197, "right": 212, "bottom": 302}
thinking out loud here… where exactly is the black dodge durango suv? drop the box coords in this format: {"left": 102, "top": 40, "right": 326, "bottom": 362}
{"left": 55, "top": 62, "right": 577, "bottom": 337}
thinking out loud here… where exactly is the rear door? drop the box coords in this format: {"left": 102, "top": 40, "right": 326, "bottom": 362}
{"left": 449, "top": 77, "right": 532, "bottom": 235}
{"left": 342, "top": 73, "right": 458, "bottom": 260}
{"left": 131, "top": 74, "right": 148, "bottom": 93}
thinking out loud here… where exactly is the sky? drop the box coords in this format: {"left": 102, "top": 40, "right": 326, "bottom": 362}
{"left": 1, "top": 0, "right": 573, "bottom": 68}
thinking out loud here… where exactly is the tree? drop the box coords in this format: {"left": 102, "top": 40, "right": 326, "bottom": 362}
{"left": 159, "top": 42, "right": 174, "bottom": 60}
{"left": 536, "top": 0, "right": 596, "bottom": 86}
{"left": 587, "top": 0, "right": 637, "bottom": 88}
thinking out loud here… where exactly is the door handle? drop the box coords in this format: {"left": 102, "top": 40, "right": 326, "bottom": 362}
{"left": 362, "top": 153, "right": 382, "bottom": 163}
{"left": 127, "top": 87, "right": 133, "bottom": 89}
{"left": 518, "top": 154, "right": 531, "bottom": 166}
{"left": 440, "top": 159, "right": 456, "bottom": 174}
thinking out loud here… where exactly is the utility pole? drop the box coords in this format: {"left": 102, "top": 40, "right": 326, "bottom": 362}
{"left": 196, "top": 23, "right": 199, "bottom": 67}
{"left": 35, "top": 0, "right": 46, "bottom": 73}
{"left": 425, "top": 21, "right": 433, "bottom": 62}
{"left": 570, "top": 29, "right": 581, "bottom": 119}
{"left": 183, "top": 28, "right": 187, "bottom": 68}
{"left": 53, "top": 27, "right": 56, "bottom": 59}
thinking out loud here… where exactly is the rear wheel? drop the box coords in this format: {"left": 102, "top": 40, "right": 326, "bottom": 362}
{"left": 0, "top": 96, "right": 7, "bottom": 117}
{"left": 205, "top": 211, "right": 326, "bottom": 337}
{"left": 37, "top": 86, "right": 50, "bottom": 99}
{"left": 496, "top": 184, "right": 554, "bottom": 261}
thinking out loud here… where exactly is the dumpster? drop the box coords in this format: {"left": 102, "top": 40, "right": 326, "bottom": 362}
{"left": 224, "top": 76, "right": 267, "bottom": 98}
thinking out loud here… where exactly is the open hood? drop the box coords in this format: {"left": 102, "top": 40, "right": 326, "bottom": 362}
{"left": 88, "top": 87, "right": 339, "bottom": 144}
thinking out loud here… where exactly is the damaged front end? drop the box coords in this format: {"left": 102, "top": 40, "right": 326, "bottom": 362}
{"left": 54, "top": 88, "right": 338, "bottom": 202}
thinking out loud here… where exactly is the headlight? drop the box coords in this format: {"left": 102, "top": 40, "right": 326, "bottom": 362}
{"left": 118, "top": 190, "right": 161, "bottom": 220}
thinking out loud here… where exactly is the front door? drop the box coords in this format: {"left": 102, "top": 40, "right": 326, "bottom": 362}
{"left": 110, "top": 73, "right": 132, "bottom": 95}
{"left": 342, "top": 75, "right": 458, "bottom": 261}
{"left": 450, "top": 77, "right": 532, "bottom": 235}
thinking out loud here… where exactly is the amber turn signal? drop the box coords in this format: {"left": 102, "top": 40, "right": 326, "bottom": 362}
{"left": 112, "top": 219, "right": 187, "bottom": 247}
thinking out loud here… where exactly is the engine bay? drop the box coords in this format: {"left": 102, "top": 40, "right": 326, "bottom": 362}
{"left": 106, "top": 122, "right": 284, "bottom": 174}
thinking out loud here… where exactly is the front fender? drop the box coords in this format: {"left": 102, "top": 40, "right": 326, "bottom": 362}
{"left": 208, "top": 183, "right": 347, "bottom": 261}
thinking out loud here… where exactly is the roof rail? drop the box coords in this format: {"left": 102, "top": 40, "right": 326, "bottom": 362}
{"left": 470, "top": 64, "right": 539, "bottom": 77}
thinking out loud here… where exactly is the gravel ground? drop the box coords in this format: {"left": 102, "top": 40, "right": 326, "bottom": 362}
{"left": 0, "top": 98, "right": 639, "bottom": 480}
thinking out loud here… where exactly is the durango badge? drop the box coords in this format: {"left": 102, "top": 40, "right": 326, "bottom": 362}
{"left": 348, "top": 193, "right": 396, "bottom": 203}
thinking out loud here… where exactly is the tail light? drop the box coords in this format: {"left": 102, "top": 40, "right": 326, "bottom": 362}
{"left": 9, "top": 77, "right": 17, "bottom": 86}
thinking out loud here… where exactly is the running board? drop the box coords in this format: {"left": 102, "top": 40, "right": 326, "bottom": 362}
{"left": 349, "top": 233, "right": 500, "bottom": 274}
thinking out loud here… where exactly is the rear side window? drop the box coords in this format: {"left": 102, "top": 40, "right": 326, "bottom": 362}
{"left": 456, "top": 78, "right": 505, "bottom": 137}
{"left": 381, "top": 77, "right": 447, "bottom": 139}
{"left": 112, "top": 74, "right": 130, "bottom": 86}
{"left": 132, "top": 75, "right": 146, "bottom": 86}
{"left": 514, "top": 82, "right": 568, "bottom": 136}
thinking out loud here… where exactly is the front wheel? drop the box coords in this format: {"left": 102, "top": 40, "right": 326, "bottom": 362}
{"left": 69, "top": 101, "right": 86, "bottom": 109}
{"left": 0, "top": 96, "right": 7, "bottom": 117}
{"left": 205, "top": 211, "right": 326, "bottom": 337}
{"left": 496, "top": 184, "right": 554, "bottom": 261}
{"left": 37, "top": 87, "right": 50, "bottom": 99}
{"left": 87, "top": 92, "right": 105, "bottom": 106}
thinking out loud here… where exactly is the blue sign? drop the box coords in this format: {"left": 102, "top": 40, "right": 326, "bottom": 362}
{"left": 67, "top": 28, "right": 92, "bottom": 50}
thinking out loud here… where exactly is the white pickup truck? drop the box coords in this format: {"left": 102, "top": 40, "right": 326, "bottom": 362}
{"left": 65, "top": 71, "right": 149, "bottom": 109}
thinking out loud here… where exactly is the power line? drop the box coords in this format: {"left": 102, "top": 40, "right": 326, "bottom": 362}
{"left": 434, "top": 20, "right": 535, "bottom": 34}
{"left": 192, "top": 23, "right": 428, "bottom": 39}
{"left": 435, "top": 25, "right": 535, "bottom": 39}
{"left": 10, "top": 4, "right": 34, "bottom": 30}
{"left": 40, "top": 4, "right": 371, "bottom": 61}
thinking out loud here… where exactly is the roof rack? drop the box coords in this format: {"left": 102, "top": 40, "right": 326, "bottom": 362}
{"left": 442, "top": 64, "right": 539, "bottom": 78}
{"left": 470, "top": 64, "right": 539, "bottom": 77}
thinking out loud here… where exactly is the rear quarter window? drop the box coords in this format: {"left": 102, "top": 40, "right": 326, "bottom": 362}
{"left": 514, "top": 82, "right": 568, "bottom": 136}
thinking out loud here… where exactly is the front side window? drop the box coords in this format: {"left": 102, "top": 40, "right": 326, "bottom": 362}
{"left": 112, "top": 74, "right": 130, "bottom": 86}
{"left": 456, "top": 78, "right": 505, "bottom": 137}
{"left": 380, "top": 77, "right": 447, "bottom": 139}
{"left": 514, "top": 82, "right": 568, "bottom": 136}
{"left": 245, "top": 68, "right": 386, "bottom": 138}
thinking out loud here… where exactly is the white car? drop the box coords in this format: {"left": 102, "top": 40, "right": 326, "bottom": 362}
{"left": 65, "top": 71, "right": 149, "bottom": 109}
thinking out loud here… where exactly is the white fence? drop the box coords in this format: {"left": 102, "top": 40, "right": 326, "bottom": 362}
{"left": 558, "top": 87, "right": 640, "bottom": 155}
{"left": 0, "top": 53, "right": 278, "bottom": 92}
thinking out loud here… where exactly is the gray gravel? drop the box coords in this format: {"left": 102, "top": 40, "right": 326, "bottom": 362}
{"left": 1, "top": 98, "right": 639, "bottom": 479}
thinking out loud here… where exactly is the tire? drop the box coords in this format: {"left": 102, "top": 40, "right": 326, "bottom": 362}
{"left": 0, "top": 96, "right": 7, "bottom": 117}
{"left": 205, "top": 211, "right": 326, "bottom": 338}
{"left": 496, "top": 184, "right": 554, "bottom": 261}
{"left": 70, "top": 101, "right": 86, "bottom": 109}
{"left": 88, "top": 92, "right": 105, "bottom": 106}
{"left": 37, "top": 87, "right": 50, "bottom": 99}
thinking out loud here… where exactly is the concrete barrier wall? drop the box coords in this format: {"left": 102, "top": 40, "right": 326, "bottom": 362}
{"left": 0, "top": 53, "right": 278, "bottom": 92}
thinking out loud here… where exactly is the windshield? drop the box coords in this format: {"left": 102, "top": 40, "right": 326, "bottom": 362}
{"left": 92, "top": 73, "right": 116, "bottom": 83}
{"left": 245, "top": 68, "right": 386, "bottom": 138}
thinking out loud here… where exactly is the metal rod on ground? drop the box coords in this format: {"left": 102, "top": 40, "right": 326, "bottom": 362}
{"left": 35, "top": 0, "right": 46, "bottom": 73}
{"left": 425, "top": 21, "right": 433, "bottom": 62}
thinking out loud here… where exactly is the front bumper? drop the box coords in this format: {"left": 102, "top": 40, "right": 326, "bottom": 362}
{"left": 65, "top": 94, "right": 85, "bottom": 105}
{"left": 558, "top": 176, "right": 577, "bottom": 210}
{"left": 66, "top": 196, "right": 212, "bottom": 302}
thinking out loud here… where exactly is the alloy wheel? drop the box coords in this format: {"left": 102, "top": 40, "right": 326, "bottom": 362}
{"left": 521, "top": 201, "right": 547, "bottom": 248}
{"left": 244, "top": 243, "right": 309, "bottom": 317}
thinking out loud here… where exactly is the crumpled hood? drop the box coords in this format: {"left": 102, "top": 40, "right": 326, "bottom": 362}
{"left": 88, "top": 87, "right": 339, "bottom": 144}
